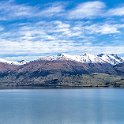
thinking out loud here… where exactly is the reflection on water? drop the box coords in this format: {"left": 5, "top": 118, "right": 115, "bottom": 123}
{"left": 0, "top": 89, "right": 124, "bottom": 124}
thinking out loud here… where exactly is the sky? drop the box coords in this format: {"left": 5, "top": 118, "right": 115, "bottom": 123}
{"left": 0, "top": 0, "right": 124, "bottom": 60}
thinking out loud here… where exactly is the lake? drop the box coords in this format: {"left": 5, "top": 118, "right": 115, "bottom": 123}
{"left": 0, "top": 89, "right": 124, "bottom": 124}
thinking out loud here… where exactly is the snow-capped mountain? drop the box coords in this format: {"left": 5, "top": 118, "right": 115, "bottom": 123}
{"left": 98, "top": 54, "right": 124, "bottom": 65}
{"left": 0, "top": 59, "right": 28, "bottom": 65}
{"left": 78, "top": 53, "right": 105, "bottom": 63}
{"left": 40, "top": 53, "right": 82, "bottom": 62}
{"left": 0, "top": 53, "right": 123, "bottom": 66}
{"left": 39, "top": 53, "right": 124, "bottom": 65}
{"left": 17, "top": 60, "right": 28, "bottom": 65}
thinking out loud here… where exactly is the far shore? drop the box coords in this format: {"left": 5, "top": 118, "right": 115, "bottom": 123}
{"left": 0, "top": 85, "right": 124, "bottom": 90}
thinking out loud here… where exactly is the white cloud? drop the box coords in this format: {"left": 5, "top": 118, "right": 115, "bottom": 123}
{"left": 85, "top": 24, "right": 120, "bottom": 34}
{"left": 98, "top": 25, "right": 119, "bottom": 34}
{"left": 1, "top": 1, "right": 124, "bottom": 21}
{"left": 0, "top": 1, "right": 37, "bottom": 20}
{"left": 5, "top": 55, "right": 42, "bottom": 61}
{"left": 1, "top": 20, "right": 124, "bottom": 48}
{"left": 68, "top": 1, "right": 105, "bottom": 19}
{"left": 0, "top": 18, "right": 124, "bottom": 60}
{"left": 4, "top": 45, "right": 124, "bottom": 61}
{"left": 1, "top": 40, "right": 124, "bottom": 61}
{"left": 107, "top": 6, "right": 124, "bottom": 16}
{"left": 0, "top": 1, "right": 65, "bottom": 20}
{"left": 54, "top": 21, "right": 70, "bottom": 29}
{"left": 38, "top": 3, "right": 65, "bottom": 17}
{"left": 0, "top": 1, "right": 124, "bottom": 61}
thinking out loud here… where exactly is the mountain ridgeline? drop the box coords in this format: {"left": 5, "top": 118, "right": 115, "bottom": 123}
{"left": 0, "top": 53, "right": 124, "bottom": 88}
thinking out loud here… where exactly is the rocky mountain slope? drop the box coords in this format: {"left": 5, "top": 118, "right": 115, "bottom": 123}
{"left": 1, "top": 53, "right": 123, "bottom": 65}
{"left": 0, "top": 53, "right": 123, "bottom": 88}
{"left": 114, "top": 62, "right": 124, "bottom": 75}
{"left": 39, "top": 53, "right": 124, "bottom": 65}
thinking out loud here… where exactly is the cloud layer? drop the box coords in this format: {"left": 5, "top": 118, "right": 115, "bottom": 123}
{"left": 0, "top": 0, "right": 124, "bottom": 60}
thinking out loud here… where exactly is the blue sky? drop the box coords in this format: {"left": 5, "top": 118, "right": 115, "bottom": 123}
{"left": 0, "top": 0, "right": 124, "bottom": 60}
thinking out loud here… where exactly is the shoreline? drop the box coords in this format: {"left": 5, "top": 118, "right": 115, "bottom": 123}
{"left": 0, "top": 85, "right": 124, "bottom": 89}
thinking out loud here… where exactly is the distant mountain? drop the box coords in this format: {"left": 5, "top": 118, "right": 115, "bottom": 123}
{"left": 40, "top": 53, "right": 104, "bottom": 63}
{"left": 0, "top": 53, "right": 123, "bottom": 66}
{"left": 16, "top": 59, "right": 116, "bottom": 75}
{"left": 39, "top": 53, "right": 124, "bottom": 65}
{"left": 17, "top": 60, "right": 28, "bottom": 65}
{"left": 98, "top": 54, "right": 124, "bottom": 65}
{"left": 40, "top": 53, "right": 105, "bottom": 63}
{"left": 0, "top": 59, "right": 28, "bottom": 65}
{"left": 0, "top": 53, "right": 123, "bottom": 88}
{"left": 0, "top": 62, "right": 17, "bottom": 73}
{"left": 114, "top": 62, "right": 124, "bottom": 75}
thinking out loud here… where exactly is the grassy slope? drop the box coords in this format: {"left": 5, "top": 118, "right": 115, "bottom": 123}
{"left": 0, "top": 73, "right": 123, "bottom": 88}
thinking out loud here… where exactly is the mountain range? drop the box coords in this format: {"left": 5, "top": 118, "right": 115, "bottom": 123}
{"left": 0, "top": 53, "right": 124, "bottom": 88}
{"left": 1, "top": 53, "right": 123, "bottom": 65}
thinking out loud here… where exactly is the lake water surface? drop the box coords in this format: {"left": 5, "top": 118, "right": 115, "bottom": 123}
{"left": 0, "top": 89, "right": 124, "bottom": 124}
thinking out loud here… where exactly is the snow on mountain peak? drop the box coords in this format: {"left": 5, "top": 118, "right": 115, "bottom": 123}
{"left": 40, "top": 53, "right": 106, "bottom": 64}
{"left": 39, "top": 53, "right": 124, "bottom": 65}
{"left": 40, "top": 53, "right": 79, "bottom": 61}
{"left": 0, "top": 59, "right": 28, "bottom": 65}
{"left": 97, "top": 53, "right": 124, "bottom": 65}
{"left": 0, "top": 53, "right": 123, "bottom": 66}
{"left": 17, "top": 60, "right": 28, "bottom": 65}
{"left": 81, "top": 53, "right": 104, "bottom": 63}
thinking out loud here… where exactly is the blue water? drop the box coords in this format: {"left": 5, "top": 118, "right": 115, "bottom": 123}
{"left": 0, "top": 89, "right": 124, "bottom": 124}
